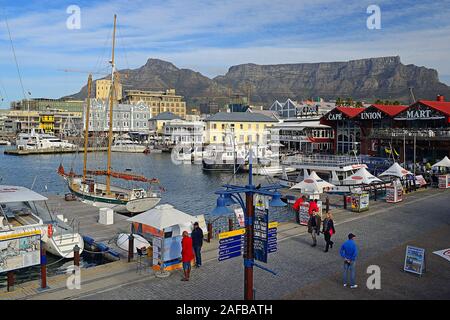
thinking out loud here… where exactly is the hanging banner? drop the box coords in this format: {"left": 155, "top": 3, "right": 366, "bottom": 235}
{"left": 254, "top": 195, "right": 269, "bottom": 263}
{"left": 234, "top": 207, "right": 245, "bottom": 228}
{"left": 404, "top": 246, "right": 425, "bottom": 275}
{"left": 299, "top": 202, "right": 310, "bottom": 225}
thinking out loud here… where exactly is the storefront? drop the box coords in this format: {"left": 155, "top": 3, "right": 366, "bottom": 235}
{"left": 321, "top": 96, "right": 450, "bottom": 163}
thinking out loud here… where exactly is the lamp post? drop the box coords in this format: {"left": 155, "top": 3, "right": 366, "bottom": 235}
{"left": 210, "top": 148, "right": 286, "bottom": 300}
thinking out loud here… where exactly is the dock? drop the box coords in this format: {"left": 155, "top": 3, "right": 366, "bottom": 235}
{"left": 3, "top": 147, "right": 108, "bottom": 156}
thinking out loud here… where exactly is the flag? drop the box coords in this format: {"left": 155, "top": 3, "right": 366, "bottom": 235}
{"left": 384, "top": 147, "right": 391, "bottom": 154}
{"left": 393, "top": 148, "right": 399, "bottom": 157}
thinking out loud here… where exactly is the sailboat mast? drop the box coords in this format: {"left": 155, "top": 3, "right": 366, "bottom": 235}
{"left": 106, "top": 14, "right": 117, "bottom": 194}
{"left": 83, "top": 74, "right": 92, "bottom": 182}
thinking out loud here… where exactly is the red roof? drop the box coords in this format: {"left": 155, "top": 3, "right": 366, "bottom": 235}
{"left": 417, "top": 100, "right": 450, "bottom": 116}
{"left": 336, "top": 107, "right": 365, "bottom": 118}
{"left": 370, "top": 104, "right": 409, "bottom": 116}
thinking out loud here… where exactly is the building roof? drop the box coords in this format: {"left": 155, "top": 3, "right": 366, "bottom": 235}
{"left": 247, "top": 109, "right": 280, "bottom": 120}
{"left": 417, "top": 100, "right": 450, "bottom": 116}
{"left": 152, "top": 112, "right": 181, "bottom": 120}
{"left": 370, "top": 104, "right": 409, "bottom": 116}
{"left": 205, "top": 112, "right": 279, "bottom": 123}
{"left": 335, "top": 107, "right": 365, "bottom": 118}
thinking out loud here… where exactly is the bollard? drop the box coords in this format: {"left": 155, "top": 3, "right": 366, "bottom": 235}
{"left": 41, "top": 242, "right": 47, "bottom": 289}
{"left": 128, "top": 234, "right": 134, "bottom": 263}
{"left": 325, "top": 197, "right": 330, "bottom": 214}
{"left": 7, "top": 271, "right": 14, "bottom": 292}
{"left": 74, "top": 245, "right": 80, "bottom": 267}
{"left": 343, "top": 195, "right": 347, "bottom": 210}
{"left": 228, "top": 218, "right": 234, "bottom": 231}
{"left": 207, "top": 222, "right": 213, "bottom": 243}
{"left": 374, "top": 185, "right": 377, "bottom": 201}
{"left": 295, "top": 209, "right": 300, "bottom": 224}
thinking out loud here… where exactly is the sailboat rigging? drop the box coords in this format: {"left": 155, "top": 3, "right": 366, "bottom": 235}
{"left": 58, "top": 14, "right": 162, "bottom": 214}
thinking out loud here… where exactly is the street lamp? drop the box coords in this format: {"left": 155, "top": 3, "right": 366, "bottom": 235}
{"left": 210, "top": 149, "right": 286, "bottom": 300}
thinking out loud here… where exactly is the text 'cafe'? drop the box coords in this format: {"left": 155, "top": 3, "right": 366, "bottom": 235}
{"left": 320, "top": 95, "right": 450, "bottom": 161}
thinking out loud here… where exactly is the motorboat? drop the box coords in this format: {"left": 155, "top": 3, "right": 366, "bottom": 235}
{"left": 202, "top": 147, "right": 245, "bottom": 172}
{"left": 0, "top": 140, "right": 11, "bottom": 146}
{"left": 16, "top": 129, "right": 77, "bottom": 150}
{"left": 111, "top": 134, "right": 147, "bottom": 153}
{"left": 0, "top": 185, "right": 84, "bottom": 259}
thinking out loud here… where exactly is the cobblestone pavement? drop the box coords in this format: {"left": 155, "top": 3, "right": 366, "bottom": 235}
{"left": 77, "top": 190, "right": 450, "bottom": 300}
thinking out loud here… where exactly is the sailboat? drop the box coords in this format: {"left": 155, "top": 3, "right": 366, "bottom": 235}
{"left": 58, "top": 15, "right": 162, "bottom": 214}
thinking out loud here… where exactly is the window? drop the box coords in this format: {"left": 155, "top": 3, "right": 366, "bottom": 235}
{"left": 213, "top": 136, "right": 217, "bottom": 142}
{"left": 222, "top": 124, "right": 225, "bottom": 130}
{"left": 248, "top": 124, "right": 251, "bottom": 129}
{"left": 240, "top": 124, "right": 243, "bottom": 130}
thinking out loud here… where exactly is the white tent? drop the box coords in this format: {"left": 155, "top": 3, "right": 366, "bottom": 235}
{"left": 0, "top": 185, "right": 48, "bottom": 203}
{"left": 290, "top": 171, "right": 335, "bottom": 194}
{"left": 432, "top": 156, "right": 450, "bottom": 168}
{"left": 343, "top": 167, "right": 382, "bottom": 185}
{"left": 127, "top": 204, "right": 198, "bottom": 231}
{"left": 379, "top": 162, "right": 412, "bottom": 178}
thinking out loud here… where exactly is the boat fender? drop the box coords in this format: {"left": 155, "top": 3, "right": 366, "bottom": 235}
{"left": 47, "top": 224, "right": 53, "bottom": 238}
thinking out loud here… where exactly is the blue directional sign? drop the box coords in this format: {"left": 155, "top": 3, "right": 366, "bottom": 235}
{"left": 218, "top": 229, "right": 245, "bottom": 262}
{"left": 268, "top": 222, "right": 278, "bottom": 253}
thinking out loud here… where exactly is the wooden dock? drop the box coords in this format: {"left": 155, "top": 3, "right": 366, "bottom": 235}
{"left": 3, "top": 147, "right": 108, "bottom": 156}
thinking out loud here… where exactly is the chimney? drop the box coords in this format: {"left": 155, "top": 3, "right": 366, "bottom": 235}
{"left": 437, "top": 95, "right": 445, "bottom": 102}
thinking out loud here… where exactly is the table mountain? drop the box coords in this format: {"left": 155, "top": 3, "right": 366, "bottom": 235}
{"left": 66, "top": 56, "right": 450, "bottom": 106}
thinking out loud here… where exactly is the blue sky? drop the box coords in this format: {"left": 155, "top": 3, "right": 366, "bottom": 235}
{"left": 1, "top": 0, "right": 450, "bottom": 108}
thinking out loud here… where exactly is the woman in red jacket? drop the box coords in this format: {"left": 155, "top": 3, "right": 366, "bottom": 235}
{"left": 181, "top": 231, "right": 194, "bottom": 281}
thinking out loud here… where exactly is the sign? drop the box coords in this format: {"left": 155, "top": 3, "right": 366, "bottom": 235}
{"left": 254, "top": 195, "right": 269, "bottom": 263}
{"left": 234, "top": 207, "right": 245, "bottom": 228}
{"left": 433, "top": 248, "right": 450, "bottom": 263}
{"left": 268, "top": 222, "right": 278, "bottom": 253}
{"left": 359, "top": 111, "right": 382, "bottom": 120}
{"left": 351, "top": 193, "right": 369, "bottom": 212}
{"left": 0, "top": 230, "right": 41, "bottom": 273}
{"left": 395, "top": 104, "right": 445, "bottom": 120}
{"left": 327, "top": 113, "right": 343, "bottom": 121}
{"left": 438, "top": 175, "right": 450, "bottom": 189}
{"left": 218, "top": 229, "right": 245, "bottom": 261}
{"left": 415, "top": 175, "right": 427, "bottom": 187}
{"left": 404, "top": 246, "right": 425, "bottom": 275}
{"left": 299, "top": 202, "right": 310, "bottom": 225}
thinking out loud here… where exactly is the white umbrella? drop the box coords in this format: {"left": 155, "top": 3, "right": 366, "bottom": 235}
{"left": 291, "top": 171, "right": 335, "bottom": 193}
{"left": 343, "top": 167, "right": 382, "bottom": 185}
{"left": 379, "top": 162, "right": 412, "bottom": 178}
{"left": 432, "top": 156, "right": 450, "bottom": 168}
{"left": 127, "top": 204, "right": 198, "bottom": 230}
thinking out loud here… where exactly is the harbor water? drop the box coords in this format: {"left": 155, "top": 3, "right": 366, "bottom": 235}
{"left": 0, "top": 146, "right": 294, "bottom": 286}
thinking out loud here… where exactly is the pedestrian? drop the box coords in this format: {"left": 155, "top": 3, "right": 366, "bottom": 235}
{"left": 322, "top": 212, "right": 335, "bottom": 252}
{"left": 308, "top": 199, "right": 319, "bottom": 216}
{"left": 181, "top": 231, "right": 194, "bottom": 281}
{"left": 191, "top": 222, "right": 204, "bottom": 268}
{"left": 340, "top": 233, "right": 358, "bottom": 288}
{"left": 307, "top": 210, "right": 321, "bottom": 247}
{"left": 293, "top": 195, "right": 307, "bottom": 224}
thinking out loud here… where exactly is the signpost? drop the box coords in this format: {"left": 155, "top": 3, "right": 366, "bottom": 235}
{"left": 404, "top": 246, "right": 426, "bottom": 275}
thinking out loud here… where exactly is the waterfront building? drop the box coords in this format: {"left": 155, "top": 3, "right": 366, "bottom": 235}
{"left": 199, "top": 101, "right": 220, "bottom": 115}
{"left": 321, "top": 95, "right": 450, "bottom": 161}
{"left": 271, "top": 119, "right": 334, "bottom": 154}
{"left": 123, "top": 89, "right": 186, "bottom": 119}
{"left": 149, "top": 111, "right": 182, "bottom": 135}
{"left": 204, "top": 112, "right": 279, "bottom": 145}
{"left": 163, "top": 119, "right": 206, "bottom": 144}
{"left": 85, "top": 99, "right": 150, "bottom": 133}
{"left": 96, "top": 79, "right": 123, "bottom": 101}
{"left": 10, "top": 98, "right": 84, "bottom": 113}
{"left": 269, "top": 98, "right": 336, "bottom": 119}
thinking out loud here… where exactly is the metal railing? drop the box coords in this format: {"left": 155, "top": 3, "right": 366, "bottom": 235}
{"left": 370, "top": 128, "right": 450, "bottom": 139}
{"left": 282, "top": 154, "right": 361, "bottom": 167}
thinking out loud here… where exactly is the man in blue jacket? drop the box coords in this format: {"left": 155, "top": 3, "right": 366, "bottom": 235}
{"left": 191, "top": 222, "right": 204, "bottom": 268}
{"left": 340, "top": 233, "right": 358, "bottom": 288}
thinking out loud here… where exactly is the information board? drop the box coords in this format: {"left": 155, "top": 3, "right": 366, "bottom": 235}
{"left": 254, "top": 196, "right": 269, "bottom": 263}
{"left": 218, "top": 229, "right": 245, "bottom": 261}
{"left": 0, "top": 230, "right": 41, "bottom": 273}
{"left": 234, "top": 207, "right": 245, "bottom": 228}
{"left": 268, "top": 222, "right": 278, "bottom": 253}
{"left": 299, "top": 203, "right": 310, "bottom": 225}
{"left": 404, "top": 245, "right": 426, "bottom": 275}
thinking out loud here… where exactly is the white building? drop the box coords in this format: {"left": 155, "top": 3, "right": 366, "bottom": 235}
{"left": 84, "top": 99, "right": 151, "bottom": 133}
{"left": 269, "top": 98, "right": 336, "bottom": 119}
{"left": 163, "top": 119, "right": 206, "bottom": 144}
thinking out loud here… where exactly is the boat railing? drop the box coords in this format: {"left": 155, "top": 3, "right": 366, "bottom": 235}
{"left": 282, "top": 154, "right": 362, "bottom": 168}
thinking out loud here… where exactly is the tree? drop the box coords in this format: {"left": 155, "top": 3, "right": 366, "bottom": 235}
{"left": 374, "top": 99, "right": 383, "bottom": 105}
{"left": 393, "top": 100, "right": 400, "bottom": 105}
{"left": 355, "top": 101, "right": 364, "bottom": 108}
{"left": 345, "top": 97, "right": 354, "bottom": 107}
{"left": 335, "top": 97, "right": 344, "bottom": 106}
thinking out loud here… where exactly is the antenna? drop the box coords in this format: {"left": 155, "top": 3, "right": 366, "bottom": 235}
{"left": 409, "top": 87, "right": 416, "bottom": 104}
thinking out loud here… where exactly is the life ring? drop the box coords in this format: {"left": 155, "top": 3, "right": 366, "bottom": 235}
{"left": 48, "top": 224, "right": 53, "bottom": 238}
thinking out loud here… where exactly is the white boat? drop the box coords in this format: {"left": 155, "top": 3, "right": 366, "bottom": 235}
{"left": 0, "top": 140, "right": 11, "bottom": 146}
{"left": 112, "top": 134, "right": 147, "bottom": 153}
{"left": 252, "top": 165, "right": 296, "bottom": 176}
{"left": 16, "top": 129, "right": 77, "bottom": 151}
{"left": 0, "top": 185, "right": 84, "bottom": 259}
{"left": 116, "top": 233, "right": 150, "bottom": 254}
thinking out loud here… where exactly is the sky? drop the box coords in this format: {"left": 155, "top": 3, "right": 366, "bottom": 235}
{"left": 1, "top": 0, "right": 450, "bottom": 108}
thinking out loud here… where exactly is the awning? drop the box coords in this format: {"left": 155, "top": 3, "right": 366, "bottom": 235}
{"left": 0, "top": 185, "right": 48, "bottom": 203}
{"left": 127, "top": 204, "right": 198, "bottom": 230}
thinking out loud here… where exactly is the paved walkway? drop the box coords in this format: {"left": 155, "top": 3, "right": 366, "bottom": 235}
{"left": 0, "top": 188, "right": 448, "bottom": 300}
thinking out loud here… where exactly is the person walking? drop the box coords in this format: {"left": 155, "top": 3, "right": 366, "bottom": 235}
{"left": 307, "top": 210, "right": 321, "bottom": 247}
{"left": 340, "top": 233, "right": 358, "bottom": 288}
{"left": 308, "top": 199, "right": 319, "bottom": 216}
{"left": 181, "top": 231, "right": 194, "bottom": 281}
{"left": 191, "top": 222, "right": 204, "bottom": 268}
{"left": 322, "top": 212, "right": 335, "bottom": 252}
